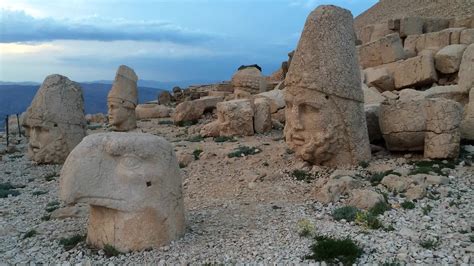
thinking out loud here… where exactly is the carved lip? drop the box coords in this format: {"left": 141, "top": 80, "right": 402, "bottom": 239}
{"left": 291, "top": 135, "right": 305, "bottom": 146}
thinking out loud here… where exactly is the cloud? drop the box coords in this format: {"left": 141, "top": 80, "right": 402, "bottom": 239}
{"left": 0, "top": 9, "right": 215, "bottom": 43}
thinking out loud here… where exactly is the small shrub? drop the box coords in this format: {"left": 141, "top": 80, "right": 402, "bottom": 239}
{"left": 214, "top": 136, "right": 237, "bottom": 143}
{"left": 0, "top": 182, "right": 21, "bottom": 198}
{"left": 44, "top": 173, "right": 56, "bottom": 182}
{"left": 23, "top": 229, "right": 37, "bottom": 239}
{"left": 187, "top": 135, "right": 204, "bottom": 142}
{"left": 409, "top": 160, "right": 456, "bottom": 176}
{"left": 291, "top": 170, "right": 314, "bottom": 183}
{"left": 383, "top": 225, "right": 395, "bottom": 232}
{"left": 401, "top": 201, "right": 415, "bottom": 210}
{"left": 227, "top": 146, "right": 261, "bottom": 158}
{"left": 382, "top": 259, "right": 402, "bottom": 266}
{"left": 297, "top": 219, "right": 316, "bottom": 237}
{"left": 179, "top": 162, "right": 186, "bottom": 168}
{"left": 369, "top": 171, "right": 400, "bottom": 186}
{"left": 305, "top": 235, "right": 363, "bottom": 265}
{"left": 158, "top": 120, "right": 173, "bottom": 125}
{"left": 32, "top": 191, "right": 48, "bottom": 196}
{"left": 59, "top": 234, "right": 86, "bottom": 250}
{"left": 332, "top": 206, "right": 360, "bottom": 222}
{"left": 369, "top": 201, "right": 390, "bottom": 216}
{"left": 41, "top": 214, "right": 51, "bottom": 221}
{"left": 469, "top": 235, "right": 474, "bottom": 243}
{"left": 420, "top": 238, "right": 439, "bottom": 249}
{"left": 103, "top": 244, "right": 122, "bottom": 257}
{"left": 46, "top": 201, "right": 60, "bottom": 213}
{"left": 193, "top": 149, "right": 203, "bottom": 160}
{"left": 355, "top": 212, "right": 382, "bottom": 230}
{"left": 422, "top": 205, "right": 432, "bottom": 215}
{"left": 176, "top": 120, "right": 198, "bottom": 127}
{"left": 359, "top": 161, "right": 369, "bottom": 168}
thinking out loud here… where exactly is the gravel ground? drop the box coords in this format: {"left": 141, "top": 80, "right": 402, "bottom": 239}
{"left": 0, "top": 121, "right": 473, "bottom": 264}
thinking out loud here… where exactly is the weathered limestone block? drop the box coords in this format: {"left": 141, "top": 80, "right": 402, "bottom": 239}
{"left": 22, "top": 74, "right": 86, "bottom": 164}
{"left": 370, "top": 22, "right": 395, "bottom": 42}
{"left": 460, "top": 29, "right": 474, "bottom": 45}
{"left": 363, "top": 85, "right": 385, "bottom": 105}
{"left": 434, "top": 44, "right": 467, "bottom": 74}
{"left": 158, "top": 91, "right": 172, "bottom": 105}
{"left": 393, "top": 55, "right": 438, "bottom": 89}
{"left": 379, "top": 100, "right": 427, "bottom": 151}
{"left": 172, "top": 96, "right": 223, "bottom": 123}
{"left": 285, "top": 5, "right": 371, "bottom": 167}
{"left": 135, "top": 104, "right": 172, "bottom": 119}
{"left": 381, "top": 174, "right": 411, "bottom": 193}
{"left": 459, "top": 44, "right": 474, "bottom": 91}
{"left": 348, "top": 189, "right": 385, "bottom": 210}
{"left": 60, "top": 133, "right": 185, "bottom": 252}
{"left": 450, "top": 16, "right": 474, "bottom": 28}
{"left": 314, "top": 176, "right": 361, "bottom": 204}
{"left": 424, "top": 99, "right": 463, "bottom": 159}
{"left": 423, "top": 18, "right": 450, "bottom": 33}
{"left": 404, "top": 28, "right": 465, "bottom": 55}
{"left": 364, "top": 67, "right": 395, "bottom": 91}
{"left": 253, "top": 97, "right": 272, "bottom": 134}
{"left": 424, "top": 85, "right": 470, "bottom": 106}
{"left": 358, "top": 33, "right": 405, "bottom": 69}
{"left": 398, "top": 89, "right": 426, "bottom": 102}
{"left": 399, "top": 17, "right": 424, "bottom": 38}
{"left": 231, "top": 66, "right": 267, "bottom": 94}
{"left": 380, "top": 98, "right": 463, "bottom": 158}
{"left": 255, "top": 89, "right": 285, "bottom": 113}
{"left": 107, "top": 65, "right": 138, "bottom": 132}
{"left": 461, "top": 88, "right": 474, "bottom": 140}
{"left": 359, "top": 24, "right": 374, "bottom": 44}
{"left": 201, "top": 99, "right": 255, "bottom": 137}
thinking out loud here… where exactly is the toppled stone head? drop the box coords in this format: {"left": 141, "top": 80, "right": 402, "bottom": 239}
{"left": 107, "top": 65, "right": 138, "bottom": 131}
{"left": 22, "top": 74, "right": 86, "bottom": 164}
{"left": 59, "top": 132, "right": 185, "bottom": 252}
{"left": 284, "top": 5, "right": 371, "bottom": 167}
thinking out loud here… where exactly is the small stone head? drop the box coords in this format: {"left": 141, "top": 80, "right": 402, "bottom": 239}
{"left": 22, "top": 74, "right": 86, "bottom": 164}
{"left": 60, "top": 132, "right": 183, "bottom": 214}
{"left": 107, "top": 65, "right": 138, "bottom": 131}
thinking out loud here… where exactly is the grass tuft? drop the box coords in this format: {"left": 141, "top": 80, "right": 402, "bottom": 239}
{"left": 305, "top": 235, "right": 363, "bottom": 265}
{"left": 59, "top": 234, "right": 86, "bottom": 250}
{"left": 401, "top": 201, "right": 415, "bottom": 210}
{"left": 297, "top": 219, "right": 316, "bottom": 237}
{"left": 0, "top": 182, "right": 21, "bottom": 198}
{"left": 332, "top": 206, "right": 360, "bottom": 222}
{"left": 193, "top": 149, "right": 203, "bottom": 160}
{"left": 32, "top": 191, "right": 48, "bottom": 196}
{"left": 368, "top": 201, "right": 391, "bottom": 216}
{"left": 227, "top": 146, "right": 261, "bottom": 158}
{"left": 176, "top": 120, "right": 198, "bottom": 127}
{"left": 291, "top": 170, "right": 314, "bottom": 183}
{"left": 214, "top": 136, "right": 237, "bottom": 143}
{"left": 23, "top": 229, "right": 38, "bottom": 239}
{"left": 409, "top": 160, "right": 456, "bottom": 176}
{"left": 103, "top": 244, "right": 122, "bottom": 257}
{"left": 187, "top": 135, "right": 205, "bottom": 142}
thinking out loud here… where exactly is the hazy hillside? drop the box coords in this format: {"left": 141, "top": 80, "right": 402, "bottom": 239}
{"left": 0, "top": 83, "right": 166, "bottom": 130}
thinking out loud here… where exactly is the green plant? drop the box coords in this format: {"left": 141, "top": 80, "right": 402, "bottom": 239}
{"left": 158, "top": 120, "right": 174, "bottom": 125}
{"left": 332, "top": 206, "right": 360, "bottom": 222}
{"left": 44, "top": 173, "right": 56, "bottom": 182}
{"left": 59, "top": 234, "right": 86, "bottom": 250}
{"left": 383, "top": 225, "right": 395, "bottom": 232}
{"left": 422, "top": 205, "right": 432, "bottom": 215}
{"left": 401, "top": 201, "right": 415, "bottom": 210}
{"left": 297, "top": 219, "right": 316, "bottom": 237}
{"left": 355, "top": 212, "right": 382, "bottom": 230}
{"left": 193, "top": 149, "right": 203, "bottom": 160}
{"left": 420, "top": 238, "right": 439, "bottom": 249}
{"left": 469, "top": 235, "right": 474, "bottom": 243}
{"left": 305, "top": 235, "right": 363, "bottom": 265}
{"left": 291, "top": 170, "right": 314, "bottom": 183}
{"left": 262, "top": 162, "right": 269, "bottom": 167}
{"left": 187, "top": 135, "right": 204, "bottom": 142}
{"left": 382, "top": 259, "right": 402, "bottom": 266}
{"left": 103, "top": 244, "right": 122, "bottom": 257}
{"left": 227, "top": 146, "right": 261, "bottom": 158}
{"left": 359, "top": 161, "right": 369, "bottom": 168}
{"left": 369, "top": 171, "right": 400, "bottom": 186}
{"left": 32, "top": 191, "right": 48, "bottom": 196}
{"left": 0, "top": 182, "right": 21, "bottom": 198}
{"left": 23, "top": 229, "right": 37, "bottom": 239}
{"left": 368, "top": 201, "right": 390, "bottom": 216}
{"left": 409, "top": 160, "right": 456, "bottom": 176}
{"left": 214, "top": 136, "right": 237, "bottom": 143}
{"left": 41, "top": 214, "right": 51, "bottom": 221}
{"left": 176, "top": 120, "right": 198, "bottom": 127}
{"left": 46, "top": 201, "right": 60, "bottom": 213}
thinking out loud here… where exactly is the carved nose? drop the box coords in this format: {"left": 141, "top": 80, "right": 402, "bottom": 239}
{"left": 292, "top": 106, "right": 304, "bottom": 130}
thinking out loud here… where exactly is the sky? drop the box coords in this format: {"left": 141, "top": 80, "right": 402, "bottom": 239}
{"left": 0, "top": 0, "right": 377, "bottom": 83}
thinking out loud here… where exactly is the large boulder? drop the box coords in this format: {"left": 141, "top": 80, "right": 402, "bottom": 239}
{"left": 393, "top": 55, "right": 438, "bottom": 89}
{"left": 173, "top": 96, "right": 223, "bottom": 123}
{"left": 201, "top": 99, "right": 255, "bottom": 137}
{"left": 135, "top": 104, "right": 172, "bottom": 119}
{"left": 434, "top": 44, "right": 468, "bottom": 74}
{"left": 59, "top": 133, "right": 185, "bottom": 252}
{"left": 461, "top": 88, "right": 474, "bottom": 140}
{"left": 459, "top": 44, "right": 474, "bottom": 91}
{"left": 231, "top": 67, "right": 267, "bottom": 94}
{"left": 364, "top": 67, "right": 395, "bottom": 91}
{"left": 314, "top": 176, "right": 361, "bottom": 204}
{"left": 255, "top": 89, "right": 285, "bottom": 113}
{"left": 358, "top": 33, "right": 405, "bottom": 69}
{"left": 253, "top": 97, "right": 272, "bottom": 134}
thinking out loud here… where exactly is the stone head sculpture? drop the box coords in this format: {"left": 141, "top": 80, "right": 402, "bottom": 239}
{"left": 22, "top": 74, "right": 86, "bottom": 164}
{"left": 107, "top": 65, "right": 138, "bottom": 131}
{"left": 60, "top": 132, "right": 185, "bottom": 252}
{"left": 284, "top": 5, "right": 371, "bottom": 167}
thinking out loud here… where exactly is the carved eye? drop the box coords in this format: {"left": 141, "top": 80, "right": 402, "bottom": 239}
{"left": 119, "top": 155, "right": 142, "bottom": 170}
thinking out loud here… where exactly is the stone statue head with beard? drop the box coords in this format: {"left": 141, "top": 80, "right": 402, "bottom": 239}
{"left": 22, "top": 74, "right": 87, "bottom": 164}
{"left": 283, "top": 5, "right": 371, "bottom": 167}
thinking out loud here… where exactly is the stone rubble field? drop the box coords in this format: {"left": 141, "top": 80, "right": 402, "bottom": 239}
{"left": 0, "top": 120, "right": 473, "bottom": 264}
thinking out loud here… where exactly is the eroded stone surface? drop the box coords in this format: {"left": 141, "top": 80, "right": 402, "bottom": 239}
{"left": 22, "top": 74, "right": 86, "bottom": 164}
{"left": 59, "top": 132, "right": 185, "bottom": 252}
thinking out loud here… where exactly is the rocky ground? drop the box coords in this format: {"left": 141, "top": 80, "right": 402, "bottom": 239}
{"left": 0, "top": 119, "right": 473, "bottom": 264}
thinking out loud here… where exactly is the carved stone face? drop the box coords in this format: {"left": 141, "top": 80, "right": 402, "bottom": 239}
{"left": 22, "top": 122, "right": 67, "bottom": 163}
{"left": 107, "top": 99, "right": 135, "bottom": 131}
{"left": 284, "top": 87, "right": 342, "bottom": 164}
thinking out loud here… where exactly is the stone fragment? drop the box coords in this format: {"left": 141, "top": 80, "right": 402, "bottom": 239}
{"left": 255, "top": 89, "right": 285, "bottom": 113}
{"left": 365, "top": 67, "right": 395, "bottom": 91}
{"left": 60, "top": 132, "right": 185, "bottom": 252}
{"left": 399, "top": 17, "right": 424, "bottom": 38}
{"left": 424, "top": 85, "right": 470, "bottom": 105}
{"left": 434, "top": 44, "right": 468, "bottom": 74}
{"left": 404, "top": 28, "right": 465, "bottom": 55}
{"left": 314, "top": 176, "right": 360, "bottom": 204}
{"left": 406, "top": 184, "right": 427, "bottom": 200}
{"left": 107, "top": 65, "right": 138, "bottom": 131}
{"left": 363, "top": 85, "right": 385, "bottom": 105}
{"left": 423, "top": 18, "right": 450, "bottom": 33}
{"left": 424, "top": 99, "right": 463, "bottom": 159}
{"left": 135, "top": 104, "right": 172, "bottom": 119}
{"left": 370, "top": 23, "right": 395, "bottom": 42}
{"left": 460, "top": 29, "right": 474, "bottom": 45}
{"left": 450, "top": 16, "right": 474, "bottom": 28}
{"left": 459, "top": 44, "right": 474, "bottom": 91}
{"left": 348, "top": 189, "right": 385, "bottom": 210}
{"left": 201, "top": 99, "right": 255, "bottom": 137}
{"left": 253, "top": 97, "right": 272, "bottom": 134}
{"left": 381, "top": 174, "right": 411, "bottom": 192}
{"left": 85, "top": 113, "right": 107, "bottom": 124}
{"left": 393, "top": 55, "right": 438, "bottom": 89}
{"left": 398, "top": 89, "right": 426, "bottom": 102}
{"left": 22, "top": 74, "right": 87, "bottom": 164}
{"left": 461, "top": 88, "right": 474, "bottom": 140}
{"left": 411, "top": 174, "right": 450, "bottom": 186}
{"left": 358, "top": 33, "right": 405, "bottom": 69}
{"left": 231, "top": 66, "right": 267, "bottom": 94}
{"left": 285, "top": 5, "right": 371, "bottom": 167}
{"left": 50, "top": 204, "right": 88, "bottom": 219}
{"left": 158, "top": 91, "right": 172, "bottom": 105}
{"left": 173, "top": 96, "right": 223, "bottom": 123}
